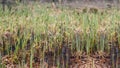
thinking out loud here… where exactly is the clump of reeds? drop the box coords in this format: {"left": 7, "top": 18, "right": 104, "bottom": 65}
{"left": 0, "top": 3, "right": 120, "bottom": 68}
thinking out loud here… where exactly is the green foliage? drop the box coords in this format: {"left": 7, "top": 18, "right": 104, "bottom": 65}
{"left": 0, "top": 3, "right": 120, "bottom": 67}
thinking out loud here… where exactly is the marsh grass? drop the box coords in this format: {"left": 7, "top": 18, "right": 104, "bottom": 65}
{"left": 0, "top": 2, "right": 120, "bottom": 68}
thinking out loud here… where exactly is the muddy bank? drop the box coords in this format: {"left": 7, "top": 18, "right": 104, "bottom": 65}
{"left": 39, "top": 0, "right": 120, "bottom": 9}
{"left": 55, "top": 1, "right": 120, "bottom": 9}
{"left": 1, "top": 0, "right": 120, "bottom": 9}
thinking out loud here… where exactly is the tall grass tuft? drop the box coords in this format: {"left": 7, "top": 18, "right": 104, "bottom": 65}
{"left": 0, "top": 3, "right": 120, "bottom": 67}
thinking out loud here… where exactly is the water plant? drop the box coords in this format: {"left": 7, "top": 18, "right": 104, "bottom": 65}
{"left": 0, "top": 2, "right": 120, "bottom": 68}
